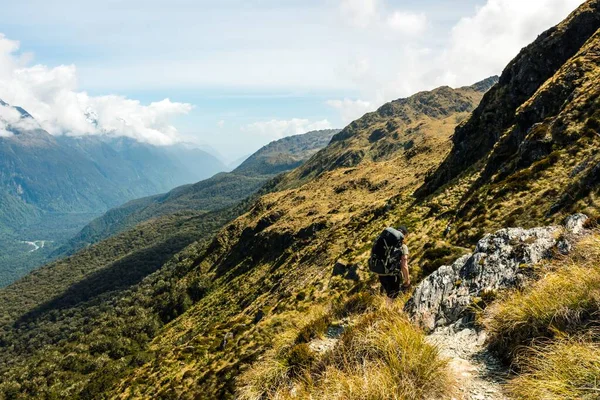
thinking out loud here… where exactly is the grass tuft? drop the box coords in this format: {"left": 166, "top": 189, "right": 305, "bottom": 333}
{"left": 238, "top": 297, "right": 454, "bottom": 400}
{"left": 507, "top": 339, "right": 600, "bottom": 400}
{"left": 485, "top": 235, "right": 600, "bottom": 360}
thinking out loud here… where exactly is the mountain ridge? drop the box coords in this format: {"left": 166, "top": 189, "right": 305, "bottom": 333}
{"left": 0, "top": 1, "right": 598, "bottom": 398}
{"left": 0, "top": 101, "right": 227, "bottom": 286}
{"left": 52, "top": 129, "right": 340, "bottom": 258}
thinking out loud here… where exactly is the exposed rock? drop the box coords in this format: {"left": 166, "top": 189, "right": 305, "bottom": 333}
{"left": 252, "top": 309, "right": 265, "bottom": 324}
{"left": 406, "top": 216, "right": 586, "bottom": 331}
{"left": 345, "top": 264, "right": 360, "bottom": 281}
{"left": 332, "top": 261, "right": 360, "bottom": 281}
{"left": 219, "top": 332, "right": 234, "bottom": 350}
{"left": 308, "top": 323, "right": 346, "bottom": 354}
{"left": 332, "top": 261, "right": 347, "bottom": 276}
{"left": 564, "top": 213, "right": 588, "bottom": 234}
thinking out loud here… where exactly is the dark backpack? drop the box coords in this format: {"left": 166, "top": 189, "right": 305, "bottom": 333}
{"left": 368, "top": 227, "right": 404, "bottom": 275}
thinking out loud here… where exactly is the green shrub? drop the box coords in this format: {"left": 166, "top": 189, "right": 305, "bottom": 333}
{"left": 421, "top": 245, "right": 466, "bottom": 275}
{"left": 334, "top": 292, "right": 378, "bottom": 317}
{"left": 283, "top": 344, "right": 315, "bottom": 377}
{"left": 295, "top": 314, "right": 331, "bottom": 344}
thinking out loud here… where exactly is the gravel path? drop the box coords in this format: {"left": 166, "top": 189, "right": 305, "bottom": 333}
{"left": 426, "top": 322, "right": 508, "bottom": 400}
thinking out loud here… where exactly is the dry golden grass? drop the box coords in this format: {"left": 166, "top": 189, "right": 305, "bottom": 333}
{"left": 483, "top": 233, "right": 600, "bottom": 400}
{"left": 485, "top": 234, "right": 600, "bottom": 359}
{"left": 238, "top": 298, "right": 454, "bottom": 400}
{"left": 507, "top": 339, "right": 600, "bottom": 400}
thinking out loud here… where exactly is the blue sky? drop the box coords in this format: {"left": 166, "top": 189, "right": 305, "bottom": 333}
{"left": 0, "top": 0, "right": 585, "bottom": 160}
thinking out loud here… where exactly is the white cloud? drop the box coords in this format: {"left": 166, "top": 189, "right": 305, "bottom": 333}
{"left": 339, "top": 0, "right": 427, "bottom": 36}
{"left": 328, "top": 0, "right": 585, "bottom": 124}
{"left": 244, "top": 118, "right": 332, "bottom": 140}
{"left": 326, "top": 98, "right": 374, "bottom": 124}
{"left": 434, "top": 0, "right": 586, "bottom": 87}
{"left": 340, "top": 0, "right": 379, "bottom": 28}
{"left": 0, "top": 34, "right": 192, "bottom": 146}
{"left": 217, "top": 120, "right": 225, "bottom": 129}
{"left": 386, "top": 11, "right": 427, "bottom": 35}
{"left": 0, "top": 103, "right": 41, "bottom": 136}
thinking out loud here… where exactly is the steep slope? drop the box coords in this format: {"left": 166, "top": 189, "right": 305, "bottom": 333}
{"left": 102, "top": 81, "right": 492, "bottom": 399}
{"left": 0, "top": 83, "right": 487, "bottom": 398}
{"left": 104, "top": 2, "right": 600, "bottom": 397}
{"left": 0, "top": 1, "right": 599, "bottom": 398}
{"left": 234, "top": 129, "right": 339, "bottom": 176}
{"left": 0, "top": 101, "right": 227, "bottom": 286}
{"left": 281, "top": 77, "right": 498, "bottom": 188}
{"left": 420, "top": 0, "right": 600, "bottom": 196}
{"left": 54, "top": 129, "right": 339, "bottom": 258}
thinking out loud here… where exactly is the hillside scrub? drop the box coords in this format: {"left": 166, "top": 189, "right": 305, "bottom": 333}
{"left": 507, "top": 339, "right": 600, "bottom": 400}
{"left": 238, "top": 297, "right": 454, "bottom": 400}
{"left": 482, "top": 232, "right": 600, "bottom": 399}
{"left": 484, "top": 234, "right": 600, "bottom": 360}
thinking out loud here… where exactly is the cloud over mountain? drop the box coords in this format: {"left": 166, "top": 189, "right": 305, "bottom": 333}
{"left": 327, "top": 0, "right": 585, "bottom": 124}
{"left": 0, "top": 34, "right": 192, "bottom": 145}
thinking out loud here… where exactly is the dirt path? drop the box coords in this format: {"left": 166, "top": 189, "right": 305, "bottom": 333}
{"left": 426, "top": 323, "right": 508, "bottom": 400}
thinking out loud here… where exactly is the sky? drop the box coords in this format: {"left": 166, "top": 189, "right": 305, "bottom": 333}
{"left": 0, "top": 0, "right": 586, "bottom": 161}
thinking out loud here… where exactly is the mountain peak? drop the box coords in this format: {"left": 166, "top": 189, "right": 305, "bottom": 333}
{"left": 419, "top": 0, "right": 600, "bottom": 196}
{"left": 466, "top": 75, "right": 499, "bottom": 93}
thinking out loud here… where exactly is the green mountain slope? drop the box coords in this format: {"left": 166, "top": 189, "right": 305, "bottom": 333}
{"left": 0, "top": 80, "right": 489, "bottom": 398}
{"left": 53, "top": 129, "right": 340, "bottom": 258}
{"left": 98, "top": 2, "right": 598, "bottom": 397}
{"left": 0, "top": 1, "right": 599, "bottom": 399}
{"left": 0, "top": 103, "right": 229, "bottom": 286}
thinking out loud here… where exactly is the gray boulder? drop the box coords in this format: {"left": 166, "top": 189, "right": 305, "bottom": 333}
{"left": 406, "top": 215, "right": 588, "bottom": 331}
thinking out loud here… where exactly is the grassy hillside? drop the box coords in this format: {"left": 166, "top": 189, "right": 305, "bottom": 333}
{"left": 0, "top": 1, "right": 598, "bottom": 399}
{"left": 103, "top": 80, "right": 494, "bottom": 399}
{"left": 54, "top": 129, "right": 340, "bottom": 259}
{"left": 484, "top": 232, "right": 600, "bottom": 399}
{"left": 0, "top": 81, "right": 486, "bottom": 398}
{"left": 234, "top": 129, "right": 340, "bottom": 176}
{"left": 0, "top": 108, "right": 228, "bottom": 287}
{"left": 102, "top": 2, "right": 599, "bottom": 397}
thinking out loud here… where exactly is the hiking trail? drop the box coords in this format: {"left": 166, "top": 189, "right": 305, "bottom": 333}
{"left": 427, "top": 322, "right": 507, "bottom": 400}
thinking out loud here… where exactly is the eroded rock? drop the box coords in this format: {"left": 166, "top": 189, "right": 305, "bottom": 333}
{"left": 406, "top": 215, "right": 586, "bottom": 331}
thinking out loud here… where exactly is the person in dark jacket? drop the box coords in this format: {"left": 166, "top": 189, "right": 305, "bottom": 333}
{"left": 379, "top": 226, "right": 411, "bottom": 298}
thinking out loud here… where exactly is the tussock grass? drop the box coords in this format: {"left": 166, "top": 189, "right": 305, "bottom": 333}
{"left": 507, "top": 339, "right": 600, "bottom": 400}
{"left": 485, "top": 235, "right": 600, "bottom": 359}
{"left": 238, "top": 297, "right": 454, "bottom": 400}
{"left": 484, "top": 234, "right": 600, "bottom": 400}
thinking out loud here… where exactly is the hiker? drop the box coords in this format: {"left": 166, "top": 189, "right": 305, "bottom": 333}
{"left": 368, "top": 226, "right": 410, "bottom": 298}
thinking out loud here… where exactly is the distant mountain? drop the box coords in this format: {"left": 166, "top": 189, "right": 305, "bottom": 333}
{"left": 0, "top": 1, "right": 598, "bottom": 398}
{"left": 227, "top": 153, "right": 251, "bottom": 171}
{"left": 234, "top": 129, "right": 340, "bottom": 176}
{"left": 0, "top": 100, "right": 226, "bottom": 286}
{"left": 53, "top": 129, "right": 340, "bottom": 258}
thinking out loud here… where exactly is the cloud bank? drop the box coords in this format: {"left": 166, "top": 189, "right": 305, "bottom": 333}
{"left": 435, "top": 0, "right": 585, "bottom": 87}
{"left": 0, "top": 103, "right": 41, "bottom": 136}
{"left": 328, "top": 0, "right": 585, "bottom": 124}
{"left": 244, "top": 118, "right": 332, "bottom": 140}
{"left": 0, "top": 34, "right": 192, "bottom": 145}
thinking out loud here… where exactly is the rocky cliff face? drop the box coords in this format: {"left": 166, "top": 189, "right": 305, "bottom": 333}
{"left": 420, "top": 0, "right": 600, "bottom": 196}
{"left": 406, "top": 214, "right": 589, "bottom": 331}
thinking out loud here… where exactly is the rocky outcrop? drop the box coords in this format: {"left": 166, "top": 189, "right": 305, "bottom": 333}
{"left": 406, "top": 214, "right": 588, "bottom": 331}
{"left": 419, "top": 0, "right": 600, "bottom": 196}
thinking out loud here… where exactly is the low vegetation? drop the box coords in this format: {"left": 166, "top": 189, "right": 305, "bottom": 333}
{"left": 507, "top": 339, "right": 600, "bottom": 400}
{"left": 484, "top": 233, "right": 600, "bottom": 399}
{"left": 239, "top": 295, "right": 454, "bottom": 400}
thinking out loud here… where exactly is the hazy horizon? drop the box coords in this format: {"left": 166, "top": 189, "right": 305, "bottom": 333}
{"left": 0, "top": 0, "right": 585, "bottom": 161}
